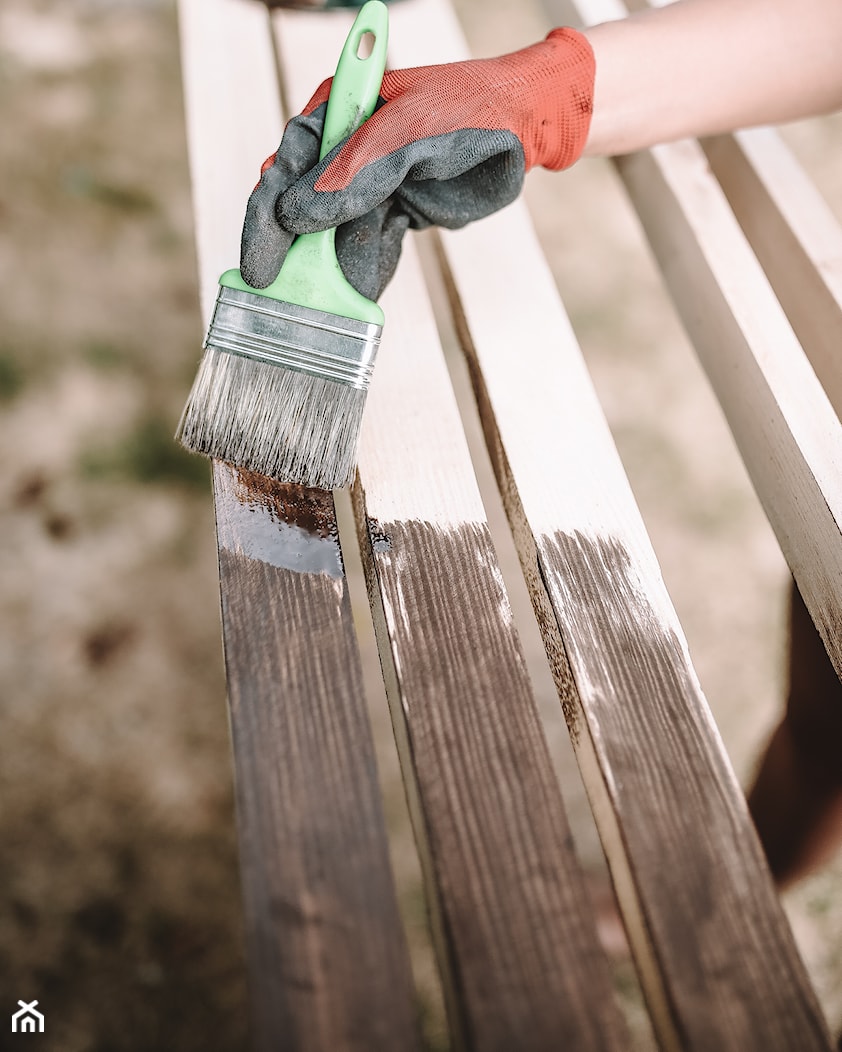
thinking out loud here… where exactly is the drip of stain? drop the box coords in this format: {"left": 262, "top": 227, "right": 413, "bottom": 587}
{"left": 222, "top": 468, "right": 343, "bottom": 578}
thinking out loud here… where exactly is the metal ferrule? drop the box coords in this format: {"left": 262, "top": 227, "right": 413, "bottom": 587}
{"left": 204, "top": 286, "right": 382, "bottom": 391}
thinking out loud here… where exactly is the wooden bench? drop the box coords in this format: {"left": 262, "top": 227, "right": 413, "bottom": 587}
{"left": 177, "top": 0, "right": 842, "bottom": 1047}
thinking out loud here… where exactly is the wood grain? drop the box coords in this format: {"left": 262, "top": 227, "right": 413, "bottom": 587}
{"left": 592, "top": 0, "right": 842, "bottom": 680}
{"left": 177, "top": 0, "right": 282, "bottom": 320}
{"left": 214, "top": 464, "right": 419, "bottom": 1052}
{"left": 178, "top": 2, "right": 419, "bottom": 1047}
{"left": 179, "top": 0, "right": 837, "bottom": 1046}
{"left": 365, "top": 249, "right": 629, "bottom": 1052}
{"left": 358, "top": 510, "right": 631, "bottom": 1052}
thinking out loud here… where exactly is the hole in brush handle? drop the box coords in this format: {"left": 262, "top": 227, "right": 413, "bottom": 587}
{"left": 356, "top": 31, "right": 375, "bottom": 60}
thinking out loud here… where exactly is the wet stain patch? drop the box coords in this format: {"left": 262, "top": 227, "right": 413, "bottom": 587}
{"left": 224, "top": 468, "right": 344, "bottom": 578}
{"left": 533, "top": 528, "right": 829, "bottom": 1045}
{"left": 535, "top": 529, "right": 703, "bottom": 785}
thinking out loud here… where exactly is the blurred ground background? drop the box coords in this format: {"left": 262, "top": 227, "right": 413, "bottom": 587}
{"left": 0, "top": 0, "right": 840, "bottom": 1049}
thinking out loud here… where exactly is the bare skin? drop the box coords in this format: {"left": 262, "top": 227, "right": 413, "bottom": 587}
{"left": 584, "top": 0, "right": 842, "bottom": 156}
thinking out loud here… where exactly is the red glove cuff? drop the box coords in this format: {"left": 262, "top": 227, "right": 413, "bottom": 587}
{"left": 527, "top": 27, "right": 595, "bottom": 171}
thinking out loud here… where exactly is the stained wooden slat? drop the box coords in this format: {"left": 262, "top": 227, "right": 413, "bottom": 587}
{"left": 357, "top": 244, "right": 629, "bottom": 1052}
{"left": 702, "top": 127, "right": 842, "bottom": 417}
{"left": 270, "top": 9, "right": 629, "bottom": 1048}
{"left": 214, "top": 464, "right": 419, "bottom": 1051}
{"left": 380, "top": 0, "right": 834, "bottom": 1046}
{"left": 439, "top": 200, "right": 832, "bottom": 1052}
{"left": 178, "top": 1, "right": 419, "bottom": 1048}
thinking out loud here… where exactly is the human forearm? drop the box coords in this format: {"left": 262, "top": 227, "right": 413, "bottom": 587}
{"left": 583, "top": 0, "right": 842, "bottom": 157}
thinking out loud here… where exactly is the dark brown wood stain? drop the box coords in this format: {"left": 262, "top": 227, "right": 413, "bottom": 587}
{"left": 213, "top": 463, "right": 419, "bottom": 1052}
{"left": 227, "top": 468, "right": 344, "bottom": 577}
{"left": 537, "top": 527, "right": 832, "bottom": 1051}
{"left": 353, "top": 494, "right": 629, "bottom": 1052}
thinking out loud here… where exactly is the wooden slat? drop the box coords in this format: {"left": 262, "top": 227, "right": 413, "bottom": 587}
{"left": 357, "top": 243, "right": 627, "bottom": 1052}
{"left": 271, "top": 8, "right": 629, "bottom": 1049}
{"left": 630, "top": 0, "right": 842, "bottom": 425}
{"left": 611, "top": 0, "right": 842, "bottom": 680}
{"left": 178, "top": 0, "right": 282, "bottom": 318}
{"left": 612, "top": 137, "right": 842, "bottom": 678}
{"left": 213, "top": 465, "right": 419, "bottom": 1051}
{"left": 385, "top": 0, "right": 833, "bottom": 1047}
{"left": 702, "top": 127, "right": 842, "bottom": 417}
{"left": 178, "top": 2, "right": 419, "bottom": 1049}
{"left": 439, "top": 201, "right": 833, "bottom": 1052}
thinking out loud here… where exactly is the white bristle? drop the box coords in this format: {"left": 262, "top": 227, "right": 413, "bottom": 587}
{"left": 177, "top": 349, "right": 367, "bottom": 489}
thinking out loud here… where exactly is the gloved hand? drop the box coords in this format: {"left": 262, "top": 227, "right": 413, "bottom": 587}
{"left": 240, "top": 27, "right": 595, "bottom": 299}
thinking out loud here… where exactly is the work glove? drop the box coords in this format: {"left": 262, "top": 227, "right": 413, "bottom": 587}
{"left": 240, "top": 27, "right": 595, "bottom": 299}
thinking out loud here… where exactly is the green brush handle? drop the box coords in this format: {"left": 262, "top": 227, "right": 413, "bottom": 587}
{"left": 320, "top": 0, "right": 389, "bottom": 160}
{"left": 220, "top": 1, "right": 388, "bottom": 325}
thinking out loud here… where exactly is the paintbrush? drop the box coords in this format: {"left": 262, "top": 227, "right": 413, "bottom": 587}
{"left": 177, "top": 0, "right": 388, "bottom": 489}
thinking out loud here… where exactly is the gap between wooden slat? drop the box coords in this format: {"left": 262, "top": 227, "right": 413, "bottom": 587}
{"left": 352, "top": 240, "right": 630, "bottom": 1050}
{"left": 413, "top": 232, "right": 600, "bottom": 859}
{"left": 626, "top": 0, "right": 842, "bottom": 427}
{"left": 387, "top": 4, "right": 698, "bottom": 1047}
{"left": 436, "top": 200, "right": 833, "bottom": 1050}
{"left": 264, "top": 13, "right": 452, "bottom": 1042}
{"left": 331, "top": 486, "right": 452, "bottom": 1050}
{"left": 432, "top": 225, "right": 683, "bottom": 1052}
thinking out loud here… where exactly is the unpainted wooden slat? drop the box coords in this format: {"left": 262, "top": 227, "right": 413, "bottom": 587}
{"left": 178, "top": 0, "right": 282, "bottom": 319}
{"left": 384, "top": 0, "right": 833, "bottom": 1046}
{"left": 271, "top": 8, "right": 629, "bottom": 1049}
{"left": 613, "top": 137, "right": 842, "bottom": 679}
{"left": 631, "top": 0, "right": 842, "bottom": 422}
{"left": 702, "top": 127, "right": 842, "bottom": 418}
{"left": 178, "top": 2, "right": 419, "bottom": 1048}
{"left": 613, "top": 0, "right": 842, "bottom": 678}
